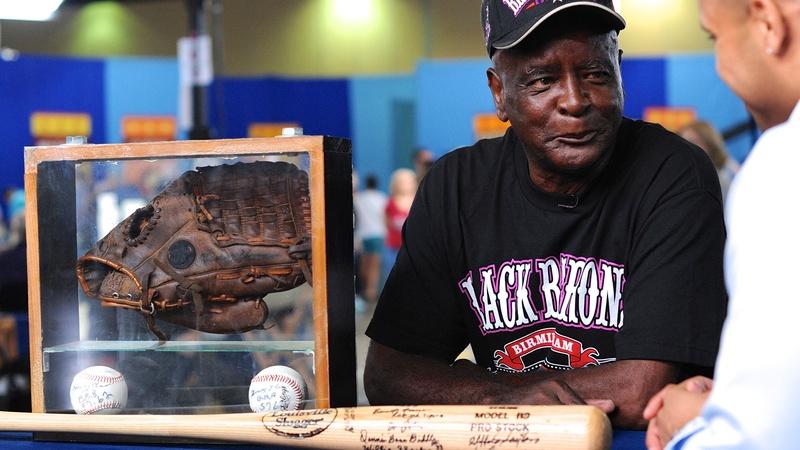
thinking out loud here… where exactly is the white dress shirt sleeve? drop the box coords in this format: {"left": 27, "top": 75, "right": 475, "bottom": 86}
{"left": 667, "top": 102, "right": 800, "bottom": 450}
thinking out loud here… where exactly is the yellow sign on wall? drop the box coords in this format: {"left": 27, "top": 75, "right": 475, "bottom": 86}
{"left": 121, "top": 115, "right": 176, "bottom": 142}
{"left": 248, "top": 122, "right": 301, "bottom": 138}
{"left": 30, "top": 112, "right": 92, "bottom": 140}
{"left": 643, "top": 106, "right": 697, "bottom": 132}
{"left": 473, "top": 113, "right": 510, "bottom": 140}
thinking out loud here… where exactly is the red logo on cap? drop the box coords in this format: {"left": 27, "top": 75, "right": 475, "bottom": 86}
{"left": 526, "top": 0, "right": 553, "bottom": 11}
{"left": 503, "top": 0, "right": 554, "bottom": 16}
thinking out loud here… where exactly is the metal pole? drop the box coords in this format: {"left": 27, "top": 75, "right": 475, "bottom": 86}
{"left": 187, "top": 0, "right": 210, "bottom": 140}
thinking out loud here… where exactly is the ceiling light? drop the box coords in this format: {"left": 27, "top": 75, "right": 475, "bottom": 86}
{"left": 0, "top": 0, "right": 64, "bottom": 21}
{"left": 332, "top": 0, "right": 374, "bottom": 23}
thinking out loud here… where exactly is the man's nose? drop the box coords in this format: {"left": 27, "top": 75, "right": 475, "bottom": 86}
{"left": 557, "top": 76, "right": 590, "bottom": 116}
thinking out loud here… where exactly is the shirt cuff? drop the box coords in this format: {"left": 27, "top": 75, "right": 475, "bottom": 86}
{"left": 665, "top": 416, "right": 709, "bottom": 450}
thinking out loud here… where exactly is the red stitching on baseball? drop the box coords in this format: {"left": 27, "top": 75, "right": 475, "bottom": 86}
{"left": 252, "top": 373, "right": 304, "bottom": 400}
{"left": 79, "top": 373, "right": 123, "bottom": 385}
{"left": 82, "top": 401, "right": 123, "bottom": 415}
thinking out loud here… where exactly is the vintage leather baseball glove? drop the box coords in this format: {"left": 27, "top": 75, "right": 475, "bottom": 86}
{"left": 76, "top": 161, "right": 312, "bottom": 340}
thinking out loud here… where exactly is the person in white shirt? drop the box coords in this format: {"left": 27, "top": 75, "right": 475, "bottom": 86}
{"left": 643, "top": 1, "right": 800, "bottom": 448}
{"left": 354, "top": 174, "right": 388, "bottom": 303}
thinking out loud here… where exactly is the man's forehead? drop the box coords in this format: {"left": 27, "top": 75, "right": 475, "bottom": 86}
{"left": 700, "top": 0, "right": 747, "bottom": 18}
{"left": 493, "top": 33, "right": 619, "bottom": 78}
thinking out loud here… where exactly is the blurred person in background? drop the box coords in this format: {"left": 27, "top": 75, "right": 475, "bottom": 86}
{"left": 383, "top": 168, "right": 417, "bottom": 280}
{"left": 0, "top": 187, "right": 27, "bottom": 311}
{"left": 412, "top": 148, "right": 435, "bottom": 181}
{"left": 644, "top": 1, "right": 800, "bottom": 448}
{"left": 678, "top": 121, "right": 740, "bottom": 201}
{"left": 354, "top": 174, "right": 388, "bottom": 303}
{"left": 352, "top": 172, "right": 364, "bottom": 310}
{"left": 0, "top": 187, "right": 25, "bottom": 253}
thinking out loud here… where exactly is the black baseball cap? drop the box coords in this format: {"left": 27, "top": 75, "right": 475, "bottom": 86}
{"left": 482, "top": 0, "right": 626, "bottom": 57}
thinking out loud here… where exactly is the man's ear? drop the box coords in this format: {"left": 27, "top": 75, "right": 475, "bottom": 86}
{"left": 749, "top": 0, "right": 787, "bottom": 56}
{"left": 487, "top": 67, "right": 509, "bottom": 122}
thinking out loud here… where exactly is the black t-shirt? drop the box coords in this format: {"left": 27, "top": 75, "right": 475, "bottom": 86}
{"left": 366, "top": 118, "right": 728, "bottom": 373}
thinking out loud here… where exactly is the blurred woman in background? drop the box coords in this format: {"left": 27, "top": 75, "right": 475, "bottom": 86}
{"left": 678, "top": 120, "right": 740, "bottom": 201}
{"left": 383, "top": 168, "right": 417, "bottom": 283}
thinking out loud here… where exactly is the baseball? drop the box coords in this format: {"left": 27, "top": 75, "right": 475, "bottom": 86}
{"left": 69, "top": 365, "right": 128, "bottom": 415}
{"left": 248, "top": 365, "right": 307, "bottom": 413}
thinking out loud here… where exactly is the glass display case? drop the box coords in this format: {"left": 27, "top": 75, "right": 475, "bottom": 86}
{"left": 24, "top": 137, "right": 356, "bottom": 421}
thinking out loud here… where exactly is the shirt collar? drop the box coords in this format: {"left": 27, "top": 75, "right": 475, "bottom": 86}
{"left": 790, "top": 100, "right": 800, "bottom": 123}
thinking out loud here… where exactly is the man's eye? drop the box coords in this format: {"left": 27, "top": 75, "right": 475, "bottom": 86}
{"left": 530, "top": 77, "right": 554, "bottom": 88}
{"left": 586, "top": 71, "right": 610, "bottom": 82}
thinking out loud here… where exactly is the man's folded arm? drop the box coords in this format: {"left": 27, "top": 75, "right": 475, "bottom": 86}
{"left": 364, "top": 340, "right": 678, "bottom": 429}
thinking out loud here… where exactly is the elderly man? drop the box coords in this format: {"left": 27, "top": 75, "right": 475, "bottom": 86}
{"left": 364, "top": 0, "right": 728, "bottom": 428}
{"left": 644, "top": 1, "right": 800, "bottom": 448}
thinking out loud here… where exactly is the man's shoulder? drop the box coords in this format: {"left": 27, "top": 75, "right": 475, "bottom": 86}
{"left": 750, "top": 112, "right": 800, "bottom": 163}
{"left": 439, "top": 135, "right": 507, "bottom": 165}
{"left": 733, "top": 113, "right": 800, "bottom": 193}
{"left": 622, "top": 118, "right": 698, "bottom": 155}
{"left": 618, "top": 118, "right": 720, "bottom": 192}
{"left": 425, "top": 134, "right": 509, "bottom": 183}
{"left": 415, "top": 135, "right": 512, "bottom": 217}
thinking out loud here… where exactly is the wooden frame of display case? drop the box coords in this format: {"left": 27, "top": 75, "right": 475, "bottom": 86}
{"left": 24, "top": 137, "right": 356, "bottom": 417}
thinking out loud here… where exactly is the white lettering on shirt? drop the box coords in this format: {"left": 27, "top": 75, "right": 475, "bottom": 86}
{"left": 461, "top": 254, "right": 625, "bottom": 334}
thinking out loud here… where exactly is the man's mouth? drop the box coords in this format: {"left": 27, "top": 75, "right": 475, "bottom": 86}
{"left": 554, "top": 130, "right": 598, "bottom": 145}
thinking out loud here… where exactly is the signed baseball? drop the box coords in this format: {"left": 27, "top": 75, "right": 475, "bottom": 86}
{"left": 69, "top": 366, "right": 128, "bottom": 415}
{"left": 249, "top": 365, "right": 307, "bottom": 413}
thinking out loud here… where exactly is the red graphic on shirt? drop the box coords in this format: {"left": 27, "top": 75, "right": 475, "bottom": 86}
{"left": 494, "top": 328, "right": 599, "bottom": 371}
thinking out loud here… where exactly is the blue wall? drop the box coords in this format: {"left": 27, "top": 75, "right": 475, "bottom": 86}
{"left": 666, "top": 54, "right": 751, "bottom": 161}
{"left": 349, "top": 75, "right": 415, "bottom": 190}
{"left": 416, "top": 59, "right": 495, "bottom": 158}
{"left": 105, "top": 57, "right": 181, "bottom": 143}
{"left": 0, "top": 55, "right": 106, "bottom": 188}
{"left": 210, "top": 77, "right": 350, "bottom": 140}
{"left": 621, "top": 57, "right": 666, "bottom": 119}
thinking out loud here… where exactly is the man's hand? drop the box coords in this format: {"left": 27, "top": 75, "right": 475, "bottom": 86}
{"left": 501, "top": 359, "right": 678, "bottom": 428}
{"left": 643, "top": 376, "right": 713, "bottom": 450}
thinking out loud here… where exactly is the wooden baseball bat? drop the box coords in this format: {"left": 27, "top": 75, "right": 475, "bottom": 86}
{"left": 0, "top": 405, "right": 610, "bottom": 450}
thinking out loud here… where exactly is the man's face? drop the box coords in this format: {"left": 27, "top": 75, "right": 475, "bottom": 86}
{"left": 699, "top": 0, "right": 771, "bottom": 127}
{"left": 488, "top": 28, "right": 623, "bottom": 178}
